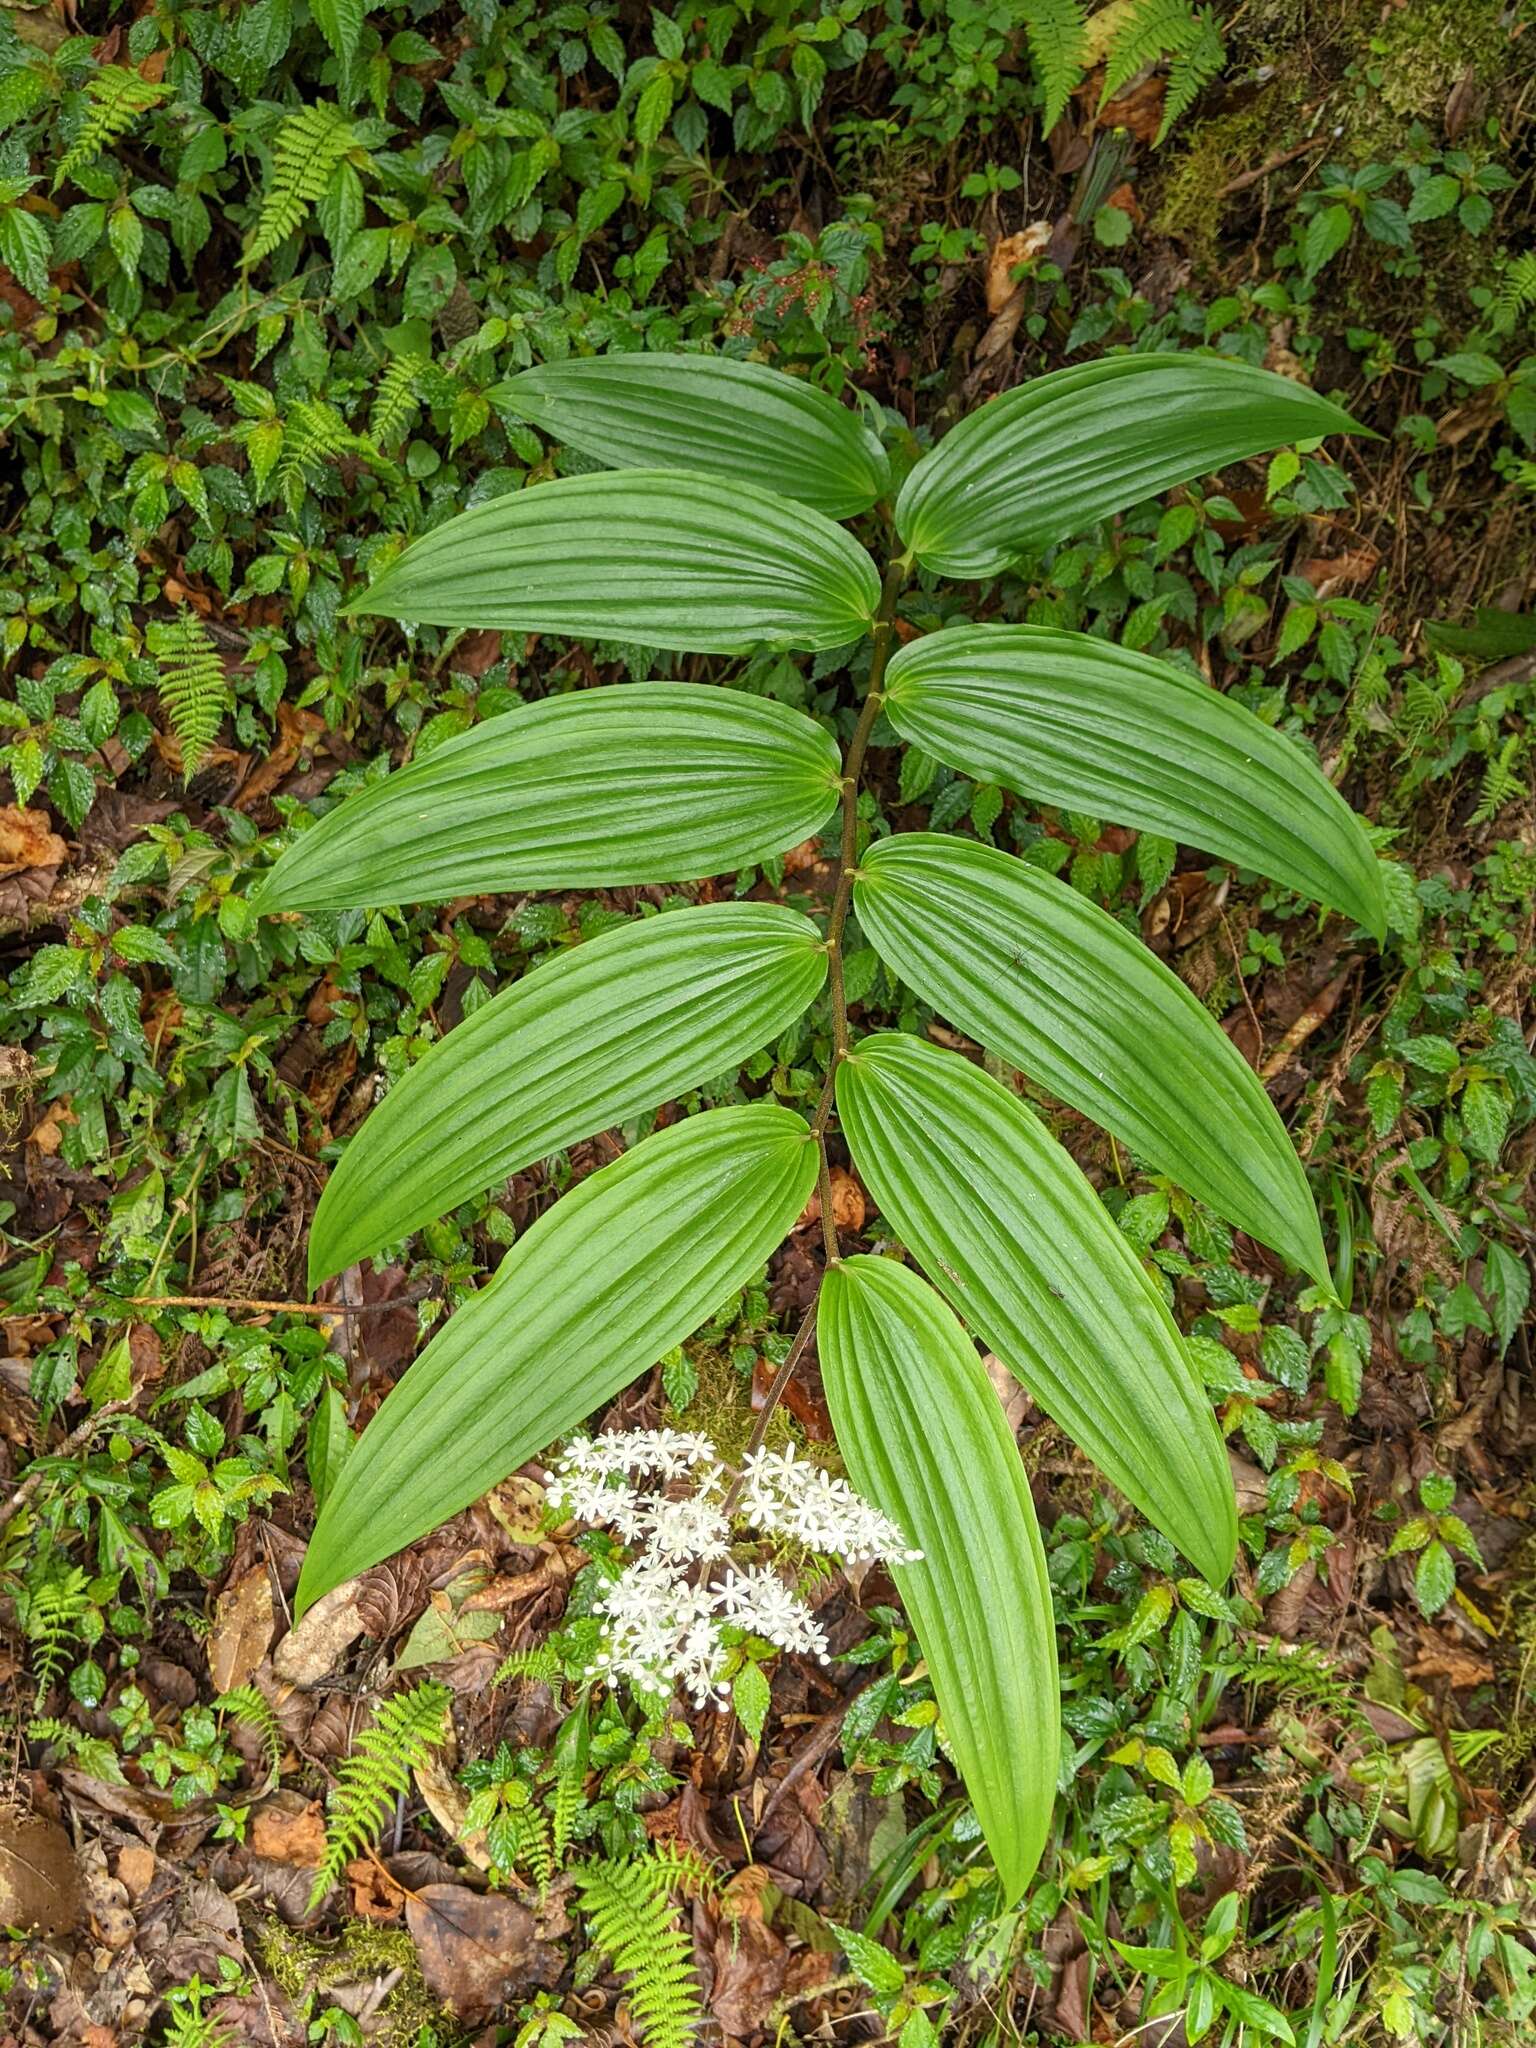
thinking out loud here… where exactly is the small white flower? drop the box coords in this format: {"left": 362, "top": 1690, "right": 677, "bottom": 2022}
{"left": 545, "top": 1424, "right": 918, "bottom": 1712}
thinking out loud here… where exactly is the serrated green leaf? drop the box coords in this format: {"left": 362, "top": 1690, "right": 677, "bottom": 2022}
{"left": 818, "top": 1256, "right": 1059, "bottom": 1903}
{"left": 490, "top": 353, "right": 890, "bottom": 517}
{"left": 853, "top": 835, "right": 1327, "bottom": 1281}
{"left": 345, "top": 469, "right": 879, "bottom": 652}
{"left": 732, "top": 1659, "right": 770, "bottom": 1745}
{"left": 884, "top": 626, "right": 1386, "bottom": 936}
{"left": 837, "top": 1033, "right": 1236, "bottom": 1584}
{"left": 895, "top": 354, "right": 1364, "bottom": 579}
{"left": 253, "top": 683, "right": 841, "bottom": 912}
{"left": 309, "top": 903, "right": 827, "bottom": 1283}
{"left": 311, "top": 0, "right": 367, "bottom": 65}
{"left": 1483, "top": 1242, "right": 1530, "bottom": 1356}
{"left": 297, "top": 1103, "right": 817, "bottom": 1613}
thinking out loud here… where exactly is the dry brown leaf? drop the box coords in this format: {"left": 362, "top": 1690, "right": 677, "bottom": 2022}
{"left": 984, "top": 1351, "right": 1032, "bottom": 1437}
{"left": 984, "top": 221, "right": 1052, "bottom": 314}
{"left": 348, "top": 1856, "right": 407, "bottom": 1920}
{"left": 0, "top": 1807, "right": 84, "bottom": 1935}
{"left": 114, "top": 1843, "right": 156, "bottom": 1902}
{"left": 796, "top": 1166, "right": 866, "bottom": 1235}
{"left": 1100, "top": 74, "right": 1164, "bottom": 141}
{"left": 413, "top": 1743, "right": 492, "bottom": 1872}
{"left": 405, "top": 1884, "right": 561, "bottom": 2021}
{"left": 250, "top": 1794, "right": 327, "bottom": 1869}
{"left": 209, "top": 1564, "right": 276, "bottom": 1694}
{"left": 272, "top": 1577, "right": 367, "bottom": 1686}
{"left": 0, "top": 806, "right": 67, "bottom": 878}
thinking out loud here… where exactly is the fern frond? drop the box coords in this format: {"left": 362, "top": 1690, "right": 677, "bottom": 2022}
{"left": 1101, "top": 0, "right": 1223, "bottom": 139}
{"left": 53, "top": 66, "right": 168, "bottom": 190}
{"left": 146, "top": 608, "right": 231, "bottom": 779}
{"left": 1160, "top": 9, "right": 1224, "bottom": 139}
{"left": 245, "top": 101, "right": 355, "bottom": 267}
{"left": 493, "top": 1645, "right": 561, "bottom": 1687}
{"left": 1492, "top": 251, "right": 1536, "bottom": 335}
{"left": 1022, "top": 0, "right": 1088, "bottom": 133}
{"left": 1471, "top": 735, "right": 1525, "bottom": 825}
{"left": 369, "top": 349, "right": 430, "bottom": 451}
{"left": 551, "top": 1748, "right": 585, "bottom": 1867}
{"left": 570, "top": 1852, "right": 706, "bottom": 2048}
{"left": 309, "top": 1681, "right": 451, "bottom": 1911}
{"left": 217, "top": 1683, "right": 285, "bottom": 1786}
{"left": 18, "top": 1566, "right": 92, "bottom": 1700}
{"left": 273, "top": 397, "right": 387, "bottom": 513}
{"left": 486, "top": 1793, "right": 553, "bottom": 1889}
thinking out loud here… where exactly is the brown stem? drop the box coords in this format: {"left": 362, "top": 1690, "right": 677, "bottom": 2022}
{"left": 719, "top": 1301, "right": 820, "bottom": 1520}
{"left": 128, "top": 1290, "right": 433, "bottom": 1318}
{"left": 821, "top": 555, "right": 909, "bottom": 1075}
{"left": 751, "top": 555, "right": 908, "bottom": 1449}
{"left": 0, "top": 1399, "right": 137, "bottom": 1536}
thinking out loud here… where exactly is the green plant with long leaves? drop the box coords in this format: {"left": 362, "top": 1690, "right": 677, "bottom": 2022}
{"left": 255, "top": 350, "right": 1383, "bottom": 1903}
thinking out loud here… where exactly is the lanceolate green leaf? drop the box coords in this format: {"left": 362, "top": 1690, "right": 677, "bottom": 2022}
{"left": 854, "top": 835, "right": 1328, "bottom": 1281}
{"left": 344, "top": 469, "right": 881, "bottom": 653}
{"left": 253, "top": 684, "right": 841, "bottom": 913}
{"left": 296, "top": 1104, "right": 817, "bottom": 1614}
{"left": 837, "top": 1033, "right": 1235, "bottom": 1584}
{"left": 818, "top": 1256, "right": 1059, "bottom": 1902}
{"left": 491, "top": 353, "right": 891, "bottom": 519}
{"left": 884, "top": 626, "right": 1387, "bottom": 938}
{"left": 895, "top": 354, "right": 1364, "bottom": 578}
{"left": 308, "top": 904, "right": 828, "bottom": 1286}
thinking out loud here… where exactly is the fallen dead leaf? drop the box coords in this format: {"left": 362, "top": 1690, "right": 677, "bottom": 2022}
{"left": 405, "top": 1884, "right": 561, "bottom": 2021}
{"left": 984, "top": 1352, "right": 1032, "bottom": 1437}
{"left": 797, "top": 1166, "right": 866, "bottom": 1235}
{"left": 114, "top": 1843, "right": 156, "bottom": 1902}
{"left": 348, "top": 1856, "right": 407, "bottom": 1920}
{"left": 273, "top": 1577, "right": 367, "bottom": 1686}
{"left": 208, "top": 1564, "right": 276, "bottom": 1694}
{"left": 984, "top": 221, "right": 1052, "bottom": 314}
{"left": 250, "top": 1794, "right": 326, "bottom": 1869}
{"left": 0, "top": 1807, "right": 85, "bottom": 1935}
{"left": 28, "top": 1102, "right": 77, "bottom": 1154}
{"left": 232, "top": 700, "right": 328, "bottom": 814}
{"left": 1100, "top": 73, "right": 1165, "bottom": 141}
{"left": 0, "top": 805, "right": 67, "bottom": 877}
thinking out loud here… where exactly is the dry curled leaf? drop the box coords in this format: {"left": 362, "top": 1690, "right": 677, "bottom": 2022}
{"left": 0, "top": 805, "right": 67, "bottom": 877}
{"left": 984, "top": 221, "right": 1052, "bottom": 314}
{"left": 250, "top": 1793, "right": 327, "bottom": 1869}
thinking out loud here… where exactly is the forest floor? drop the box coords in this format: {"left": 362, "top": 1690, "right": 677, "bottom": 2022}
{"left": 1, "top": 0, "right": 1534, "bottom": 2043}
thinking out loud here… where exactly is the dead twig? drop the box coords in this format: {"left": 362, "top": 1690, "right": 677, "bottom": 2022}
{"left": 128, "top": 1288, "right": 432, "bottom": 1318}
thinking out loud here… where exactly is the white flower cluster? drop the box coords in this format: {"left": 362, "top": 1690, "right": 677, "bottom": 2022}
{"left": 545, "top": 1429, "right": 921, "bottom": 1711}
{"left": 737, "top": 1446, "right": 925, "bottom": 1567}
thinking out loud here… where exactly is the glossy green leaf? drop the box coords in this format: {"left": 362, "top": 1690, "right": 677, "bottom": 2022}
{"left": 837, "top": 1032, "right": 1235, "bottom": 1584}
{"left": 854, "top": 835, "right": 1327, "bottom": 1281}
{"left": 884, "top": 625, "right": 1386, "bottom": 937}
{"left": 818, "top": 1256, "right": 1058, "bottom": 1902}
{"left": 344, "top": 469, "right": 881, "bottom": 652}
{"left": 491, "top": 353, "right": 891, "bottom": 518}
{"left": 309, "top": 903, "right": 827, "bottom": 1286}
{"left": 296, "top": 1104, "right": 817, "bottom": 1614}
{"left": 895, "top": 354, "right": 1364, "bottom": 578}
{"left": 253, "top": 683, "right": 841, "bottom": 913}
